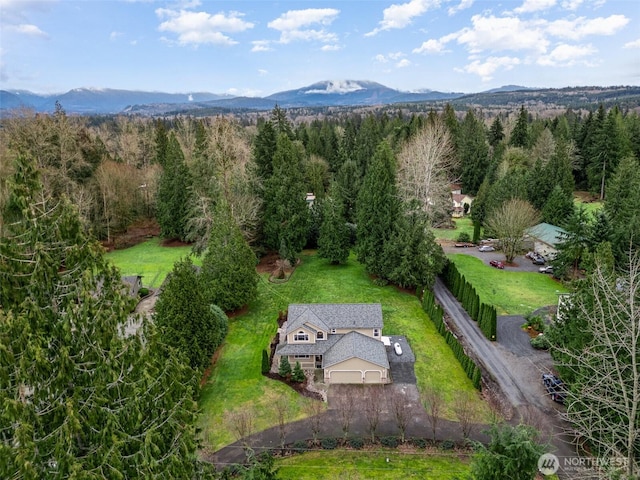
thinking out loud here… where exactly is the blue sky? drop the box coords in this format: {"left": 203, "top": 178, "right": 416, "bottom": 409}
{"left": 1, "top": 0, "right": 638, "bottom": 95}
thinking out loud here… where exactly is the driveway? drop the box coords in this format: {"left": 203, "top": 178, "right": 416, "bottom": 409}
{"left": 442, "top": 244, "right": 542, "bottom": 273}
{"left": 385, "top": 335, "right": 417, "bottom": 384}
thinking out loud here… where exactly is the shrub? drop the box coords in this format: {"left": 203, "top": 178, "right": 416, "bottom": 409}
{"left": 321, "top": 437, "right": 337, "bottom": 450}
{"left": 440, "top": 440, "right": 456, "bottom": 450}
{"left": 278, "top": 356, "right": 292, "bottom": 378}
{"left": 291, "top": 361, "right": 305, "bottom": 382}
{"left": 138, "top": 287, "right": 149, "bottom": 297}
{"left": 523, "top": 314, "right": 545, "bottom": 333}
{"left": 292, "top": 440, "right": 307, "bottom": 452}
{"left": 348, "top": 437, "right": 364, "bottom": 449}
{"left": 530, "top": 334, "right": 550, "bottom": 350}
{"left": 411, "top": 437, "right": 427, "bottom": 449}
{"left": 381, "top": 436, "right": 398, "bottom": 448}
{"left": 457, "top": 232, "right": 471, "bottom": 243}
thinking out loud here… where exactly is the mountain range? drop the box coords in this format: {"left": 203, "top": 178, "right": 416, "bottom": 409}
{"left": 1, "top": 80, "right": 638, "bottom": 116}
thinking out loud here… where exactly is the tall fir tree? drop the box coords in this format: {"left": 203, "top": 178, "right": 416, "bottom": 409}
{"left": 317, "top": 188, "right": 351, "bottom": 265}
{"left": 0, "top": 155, "right": 200, "bottom": 479}
{"left": 356, "top": 141, "right": 400, "bottom": 277}
{"left": 459, "top": 109, "right": 490, "bottom": 195}
{"left": 487, "top": 116, "right": 505, "bottom": 147}
{"left": 156, "top": 133, "right": 192, "bottom": 241}
{"left": 200, "top": 201, "right": 259, "bottom": 312}
{"left": 509, "top": 105, "right": 530, "bottom": 148}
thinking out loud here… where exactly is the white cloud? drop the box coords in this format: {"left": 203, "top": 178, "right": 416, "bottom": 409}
{"left": 547, "top": 15, "right": 629, "bottom": 40}
{"left": 560, "top": 0, "right": 584, "bottom": 10}
{"left": 110, "top": 31, "right": 123, "bottom": 41}
{"left": 251, "top": 40, "right": 272, "bottom": 52}
{"left": 413, "top": 38, "right": 447, "bottom": 54}
{"left": 537, "top": 43, "right": 597, "bottom": 65}
{"left": 8, "top": 23, "right": 48, "bottom": 37}
{"left": 456, "top": 14, "right": 549, "bottom": 54}
{"left": 514, "top": 0, "right": 556, "bottom": 14}
{"left": 321, "top": 44, "right": 341, "bottom": 51}
{"left": 258, "top": 69, "right": 268, "bottom": 76}
{"left": 226, "top": 87, "right": 261, "bottom": 97}
{"left": 458, "top": 56, "right": 521, "bottom": 81}
{"left": 624, "top": 39, "right": 640, "bottom": 49}
{"left": 306, "top": 80, "right": 364, "bottom": 94}
{"left": 268, "top": 8, "right": 340, "bottom": 45}
{"left": 156, "top": 8, "right": 254, "bottom": 46}
{"left": 366, "top": 0, "right": 439, "bottom": 36}
{"left": 374, "top": 51, "right": 407, "bottom": 62}
{"left": 396, "top": 58, "right": 412, "bottom": 68}
{"left": 448, "top": 0, "right": 474, "bottom": 16}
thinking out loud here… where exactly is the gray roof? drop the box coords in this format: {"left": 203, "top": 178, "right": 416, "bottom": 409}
{"left": 323, "top": 331, "right": 389, "bottom": 369}
{"left": 276, "top": 335, "right": 340, "bottom": 356}
{"left": 286, "top": 304, "right": 383, "bottom": 335}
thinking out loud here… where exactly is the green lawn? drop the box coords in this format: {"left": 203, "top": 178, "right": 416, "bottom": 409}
{"left": 432, "top": 217, "right": 476, "bottom": 242}
{"left": 447, "top": 254, "right": 569, "bottom": 315}
{"left": 276, "top": 450, "right": 471, "bottom": 479}
{"left": 197, "top": 251, "right": 490, "bottom": 451}
{"left": 574, "top": 198, "right": 603, "bottom": 216}
{"left": 105, "top": 238, "right": 196, "bottom": 288}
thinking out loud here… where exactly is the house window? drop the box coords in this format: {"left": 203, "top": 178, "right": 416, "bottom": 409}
{"left": 294, "top": 331, "right": 309, "bottom": 342}
{"left": 316, "top": 331, "right": 324, "bottom": 339}
{"left": 373, "top": 328, "right": 380, "bottom": 337}
{"left": 330, "top": 328, "right": 337, "bottom": 334}
{"left": 294, "top": 355, "right": 310, "bottom": 359}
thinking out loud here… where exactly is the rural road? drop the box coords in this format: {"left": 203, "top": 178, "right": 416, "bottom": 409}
{"left": 433, "top": 278, "right": 579, "bottom": 478}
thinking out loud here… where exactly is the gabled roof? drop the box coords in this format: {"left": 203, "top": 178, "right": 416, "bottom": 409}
{"left": 323, "top": 331, "right": 389, "bottom": 369}
{"left": 286, "top": 303, "right": 383, "bottom": 335}
{"left": 276, "top": 335, "right": 341, "bottom": 356}
{"left": 527, "top": 223, "right": 567, "bottom": 247}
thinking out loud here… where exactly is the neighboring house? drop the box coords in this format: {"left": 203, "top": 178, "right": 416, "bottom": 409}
{"left": 275, "top": 303, "right": 390, "bottom": 384}
{"left": 121, "top": 275, "right": 143, "bottom": 298}
{"left": 526, "top": 223, "right": 568, "bottom": 258}
{"left": 452, "top": 193, "right": 474, "bottom": 218}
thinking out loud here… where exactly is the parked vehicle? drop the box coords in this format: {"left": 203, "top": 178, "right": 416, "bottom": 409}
{"left": 532, "top": 257, "right": 546, "bottom": 265}
{"left": 478, "top": 245, "right": 495, "bottom": 252}
{"left": 455, "top": 242, "right": 474, "bottom": 248}
{"left": 542, "top": 373, "right": 566, "bottom": 404}
{"left": 394, "top": 342, "right": 403, "bottom": 356}
{"left": 489, "top": 260, "right": 505, "bottom": 269}
{"left": 539, "top": 265, "right": 554, "bottom": 274}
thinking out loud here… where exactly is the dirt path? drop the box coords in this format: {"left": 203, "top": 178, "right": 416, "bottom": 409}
{"left": 433, "top": 278, "right": 579, "bottom": 478}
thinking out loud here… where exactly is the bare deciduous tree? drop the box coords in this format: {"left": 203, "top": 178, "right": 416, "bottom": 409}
{"left": 336, "top": 392, "right": 355, "bottom": 440}
{"left": 270, "top": 393, "right": 293, "bottom": 449}
{"left": 397, "top": 120, "right": 458, "bottom": 225}
{"left": 485, "top": 198, "right": 540, "bottom": 263}
{"left": 225, "top": 408, "right": 256, "bottom": 452}
{"left": 453, "top": 392, "right": 478, "bottom": 440}
{"left": 421, "top": 386, "right": 444, "bottom": 442}
{"left": 364, "top": 385, "right": 385, "bottom": 442}
{"left": 304, "top": 399, "right": 325, "bottom": 446}
{"left": 387, "top": 388, "right": 414, "bottom": 443}
{"left": 554, "top": 252, "right": 640, "bottom": 479}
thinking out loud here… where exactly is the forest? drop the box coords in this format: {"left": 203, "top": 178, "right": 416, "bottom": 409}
{"left": 1, "top": 100, "right": 639, "bottom": 478}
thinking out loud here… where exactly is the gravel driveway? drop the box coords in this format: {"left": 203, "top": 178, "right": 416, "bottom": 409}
{"left": 442, "top": 245, "right": 542, "bottom": 273}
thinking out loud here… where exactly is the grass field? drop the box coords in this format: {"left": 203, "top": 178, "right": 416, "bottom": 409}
{"left": 275, "top": 450, "right": 471, "bottom": 479}
{"left": 105, "top": 238, "right": 196, "bottom": 288}
{"left": 432, "top": 217, "right": 476, "bottom": 242}
{"left": 447, "top": 254, "right": 569, "bottom": 315}
{"left": 196, "top": 251, "right": 490, "bottom": 451}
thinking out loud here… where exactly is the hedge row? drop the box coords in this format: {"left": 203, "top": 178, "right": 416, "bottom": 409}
{"left": 422, "top": 289, "right": 482, "bottom": 390}
{"left": 442, "top": 261, "right": 497, "bottom": 341}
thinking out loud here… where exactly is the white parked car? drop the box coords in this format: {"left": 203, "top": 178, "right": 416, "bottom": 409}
{"left": 394, "top": 342, "right": 403, "bottom": 355}
{"left": 478, "top": 245, "right": 495, "bottom": 252}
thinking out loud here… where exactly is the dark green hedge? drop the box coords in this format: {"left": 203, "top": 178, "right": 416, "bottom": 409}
{"left": 422, "top": 289, "right": 482, "bottom": 390}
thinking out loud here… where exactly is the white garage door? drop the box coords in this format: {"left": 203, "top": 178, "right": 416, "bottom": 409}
{"left": 328, "top": 370, "right": 362, "bottom": 384}
{"left": 364, "top": 370, "right": 382, "bottom": 383}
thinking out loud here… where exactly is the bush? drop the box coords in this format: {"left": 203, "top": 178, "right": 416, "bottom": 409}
{"left": 380, "top": 436, "right": 398, "bottom": 448}
{"left": 411, "top": 437, "right": 427, "bottom": 449}
{"left": 291, "top": 361, "right": 305, "bottom": 382}
{"left": 138, "top": 287, "right": 149, "bottom": 297}
{"left": 321, "top": 437, "right": 337, "bottom": 450}
{"left": 261, "top": 349, "right": 270, "bottom": 374}
{"left": 348, "top": 437, "right": 364, "bottom": 449}
{"left": 292, "top": 440, "right": 307, "bottom": 452}
{"left": 457, "top": 232, "right": 471, "bottom": 243}
{"left": 440, "top": 440, "right": 456, "bottom": 450}
{"left": 278, "top": 356, "right": 292, "bottom": 378}
{"left": 523, "top": 314, "right": 545, "bottom": 333}
{"left": 530, "top": 334, "right": 550, "bottom": 350}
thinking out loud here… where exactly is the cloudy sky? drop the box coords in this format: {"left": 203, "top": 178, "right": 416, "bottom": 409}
{"left": 1, "top": 0, "right": 638, "bottom": 95}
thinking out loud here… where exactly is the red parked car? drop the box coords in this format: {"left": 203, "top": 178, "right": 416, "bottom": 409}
{"left": 489, "top": 260, "right": 505, "bottom": 269}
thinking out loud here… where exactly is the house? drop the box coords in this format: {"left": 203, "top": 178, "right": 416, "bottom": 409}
{"left": 526, "top": 223, "right": 568, "bottom": 258}
{"left": 452, "top": 193, "right": 474, "bottom": 218}
{"left": 275, "top": 303, "right": 390, "bottom": 384}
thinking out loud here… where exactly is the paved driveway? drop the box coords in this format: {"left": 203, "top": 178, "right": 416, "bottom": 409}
{"left": 442, "top": 245, "right": 542, "bottom": 273}
{"left": 385, "top": 335, "right": 417, "bottom": 384}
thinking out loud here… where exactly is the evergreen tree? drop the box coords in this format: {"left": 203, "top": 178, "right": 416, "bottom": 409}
{"left": 487, "top": 116, "right": 505, "bottom": 147}
{"left": 254, "top": 120, "right": 278, "bottom": 179}
{"left": 292, "top": 362, "right": 305, "bottom": 383}
{"left": 261, "top": 350, "right": 270, "bottom": 374}
{"left": 318, "top": 190, "right": 351, "bottom": 264}
{"left": 542, "top": 184, "right": 575, "bottom": 227}
{"left": 0, "top": 155, "right": 199, "bottom": 478}
{"left": 356, "top": 141, "right": 400, "bottom": 277}
{"left": 459, "top": 109, "right": 490, "bottom": 195}
{"left": 278, "top": 356, "right": 292, "bottom": 378}
{"left": 157, "top": 133, "right": 192, "bottom": 240}
{"left": 262, "top": 134, "right": 310, "bottom": 262}
{"left": 155, "top": 256, "right": 228, "bottom": 370}
{"left": 509, "top": 105, "right": 530, "bottom": 148}
{"left": 154, "top": 118, "right": 169, "bottom": 166}
{"left": 335, "top": 159, "right": 360, "bottom": 223}
{"left": 201, "top": 201, "right": 258, "bottom": 312}
{"left": 552, "top": 206, "right": 592, "bottom": 278}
